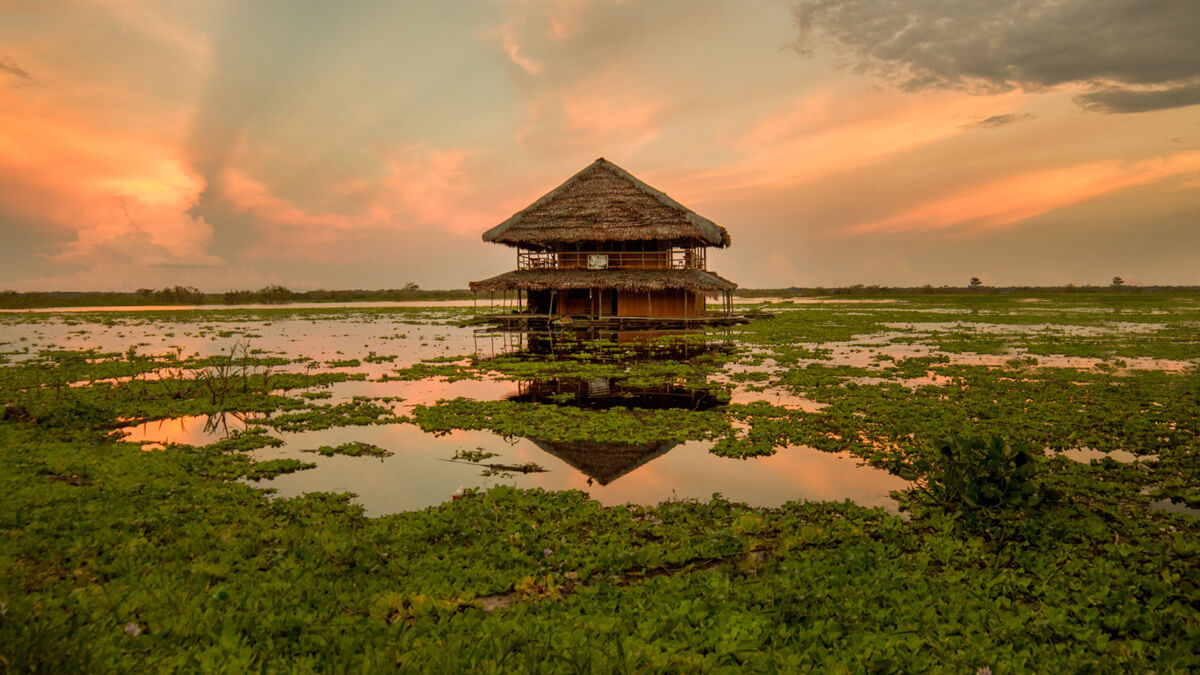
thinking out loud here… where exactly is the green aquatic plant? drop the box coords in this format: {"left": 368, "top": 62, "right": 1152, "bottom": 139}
{"left": 266, "top": 398, "right": 406, "bottom": 432}
{"left": 452, "top": 447, "right": 499, "bottom": 463}
{"left": 2, "top": 296, "right": 1200, "bottom": 671}
{"left": 306, "top": 441, "right": 393, "bottom": 458}
{"left": 907, "top": 434, "right": 1061, "bottom": 537}
{"left": 242, "top": 458, "right": 316, "bottom": 481}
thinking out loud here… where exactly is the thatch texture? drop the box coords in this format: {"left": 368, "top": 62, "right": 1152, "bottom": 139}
{"left": 482, "top": 158, "right": 730, "bottom": 249}
{"left": 530, "top": 439, "right": 678, "bottom": 485}
{"left": 468, "top": 269, "right": 736, "bottom": 293}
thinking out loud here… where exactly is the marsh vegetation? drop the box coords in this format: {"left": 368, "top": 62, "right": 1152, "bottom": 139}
{"left": 1, "top": 292, "right": 1198, "bottom": 670}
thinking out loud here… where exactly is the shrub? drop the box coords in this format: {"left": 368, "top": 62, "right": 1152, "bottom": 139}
{"left": 913, "top": 434, "right": 1060, "bottom": 536}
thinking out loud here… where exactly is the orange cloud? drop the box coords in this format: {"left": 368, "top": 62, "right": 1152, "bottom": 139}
{"left": 495, "top": 23, "right": 544, "bottom": 75}
{"left": 561, "top": 85, "right": 664, "bottom": 145}
{"left": 0, "top": 84, "right": 216, "bottom": 266}
{"left": 668, "top": 87, "right": 1032, "bottom": 203}
{"left": 515, "top": 72, "right": 668, "bottom": 157}
{"left": 222, "top": 169, "right": 353, "bottom": 230}
{"left": 842, "top": 151, "right": 1200, "bottom": 235}
{"left": 221, "top": 146, "right": 503, "bottom": 260}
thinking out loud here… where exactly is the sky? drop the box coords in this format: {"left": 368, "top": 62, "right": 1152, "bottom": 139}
{"left": 1, "top": 0, "right": 1198, "bottom": 292}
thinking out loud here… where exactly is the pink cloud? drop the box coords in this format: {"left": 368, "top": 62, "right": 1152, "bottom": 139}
{"left": 495, "top": 23, "right": 544, "bottom": 75}
{"left": 841, "top": 151, "right": 1200, "bottom": 235}
{"left": 515, "top": 72, "right": 669, "bottom": 157}
{"left": 223, "top": 169, "right": 353, "bottom": 230}
{"left": 221, "top": 146, "right": 507, "bottom": 260}
{"left": 666, "top": 87, "right": 1033, "bottom": 204}
{"left": 0, "top": 84, "right": 216, "bottom": 266}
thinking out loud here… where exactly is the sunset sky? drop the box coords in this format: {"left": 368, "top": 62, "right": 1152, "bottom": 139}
{"left": 2, "top": 0, "right": 1198, "bottom": 292}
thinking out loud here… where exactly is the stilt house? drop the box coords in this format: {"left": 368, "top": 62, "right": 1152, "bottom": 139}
{"left": 469, "top": 158, "right": 737, "bottom": 321}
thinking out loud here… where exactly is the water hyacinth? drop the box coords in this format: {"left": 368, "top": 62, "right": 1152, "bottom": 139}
{"left": 1, "top": 295, "right": 1198, "bottom": 671}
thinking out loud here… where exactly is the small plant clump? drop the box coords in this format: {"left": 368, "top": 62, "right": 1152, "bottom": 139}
{"left": 907, "top": 434, "right": 1061, "bottom": 538}
{"left": 306, "top": 441, "right": 393, "bottom": 458}
{"left": 452, "top": 447, "right": 499, "bottom": 463}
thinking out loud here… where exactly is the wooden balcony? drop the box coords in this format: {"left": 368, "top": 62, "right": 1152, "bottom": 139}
{"left": 517, "top": 248, "right": 707, "bottom": 271}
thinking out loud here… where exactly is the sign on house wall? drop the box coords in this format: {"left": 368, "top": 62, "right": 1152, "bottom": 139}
{"left": 588, "top": 254, "right": 608, "bottom": 269}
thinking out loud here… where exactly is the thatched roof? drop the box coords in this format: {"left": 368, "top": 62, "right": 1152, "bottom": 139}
{"left": 530, "top": 439, "right": 678, "bottom": 485}
{"left": 468, "top": 269, "right": 736, "bottom": 293}
{"left": 483, "top": 158, "right": 730, "bottom": 249}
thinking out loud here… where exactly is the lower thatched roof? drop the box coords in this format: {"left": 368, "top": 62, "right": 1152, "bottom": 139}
{"left": 468, "top": 269, "right": 736, "bottom": 293}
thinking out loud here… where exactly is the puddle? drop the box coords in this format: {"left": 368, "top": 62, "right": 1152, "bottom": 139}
{"left": 1058, "top": 447, "right": 1145, "bottom": 464}
{"left": 1150, "top": 499, "right": 1200, "bottom": 517}
{"left": 309, "top": 377, "right": 519, "bottom": 410}
{"left": 255, "top": 427, "right": 909, "bottom": 516}
{"left": 115, "top": 413, "right": 255, "bottom": 449}
{"left": 116, "top": 413, "right": 908, "bottom": 515}
{"left": 727, "top": 386, "right": 827, "bottom": 411}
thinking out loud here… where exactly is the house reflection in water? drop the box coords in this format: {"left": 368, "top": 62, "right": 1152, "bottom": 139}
{"left": 531, "top": 439, "right": 679, "bottom": 486}
{"left": 505, "top": 333, "right": 728, "bottom": 485}
{"left": 510, "top": 377, "right": 723, "bottom": 411}
{"left": 474, "top": 325, "right": 732, "bottom": 361}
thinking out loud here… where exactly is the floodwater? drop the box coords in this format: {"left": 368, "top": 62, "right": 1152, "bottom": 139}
{"left": 0, "top": 299, "right": 478, "bottom": 313}
{"left": 2, "top": 304, "right": 912, "bottom": 515}
{"left": 117, "top": 415, "right": 907, "bottom": 516}
{"left": 10, "top": 301, "right": 1188, "bottom": 518}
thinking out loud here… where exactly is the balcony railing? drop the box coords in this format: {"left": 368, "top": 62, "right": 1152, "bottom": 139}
{"left": 517, "top": 248, "right": 707, "bottom": 271}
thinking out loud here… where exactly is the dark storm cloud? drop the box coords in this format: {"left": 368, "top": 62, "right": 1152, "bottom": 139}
{"left": 0, "top": 55, "right": 34, "bottom": 84}
{"left": 1077, "top": 83, "right": 1200, "bottom": 114}
{"left": 791, "top": 0, "right": 1200, "bottom": 113}
{"left": 962, "top": 113, "right": 1036, "bottom": 129}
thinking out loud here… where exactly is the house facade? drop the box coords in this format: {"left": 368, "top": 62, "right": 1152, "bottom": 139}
{"left": 469, "top": 158, "right": 736, "bottom": 320}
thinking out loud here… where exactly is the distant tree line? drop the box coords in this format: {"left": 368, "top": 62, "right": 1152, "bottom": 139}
{"left": 0, "top": 283, "right": 472, "bottom": 309}
{"left": 3, "top": 282, "right": 1198, "bottom": 310}
{"left": 732, "top": 283, "right": 1200, "bottom": 298}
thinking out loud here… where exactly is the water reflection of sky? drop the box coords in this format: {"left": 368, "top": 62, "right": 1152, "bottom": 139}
{"left": 118, "top": 417, "right": 909, "bottom": 516}
{"left": 19, "top": 303, "right": 1191, "bottom": 520}
{"left": 1, "top": 312, "right": 479, "bottom": 369}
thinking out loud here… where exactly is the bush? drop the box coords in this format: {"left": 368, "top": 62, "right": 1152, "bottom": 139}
{"left": 913, "top": 434, "right": 1060, "bottom": 536}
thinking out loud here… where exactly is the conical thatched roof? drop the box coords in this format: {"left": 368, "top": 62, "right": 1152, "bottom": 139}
{"left": 483, "top": 158, "right": 730, "bottom": 249}
{"left": 530, "top": 439, "right": 678, "bottom": 485}
{"left": 468, "top": 268, "right": 736, "bottom": 293}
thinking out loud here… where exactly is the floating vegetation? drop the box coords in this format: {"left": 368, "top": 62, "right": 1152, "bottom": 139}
{"left": 1, "top": 293, "right": 1198, "bottom": 670}
{"left": 265, "top": 398, "right": 406, "bottom": 432}
{"left": 306, "top": 441, "right": 393, "bottom": 458}
{"left": 452, "top": 447, "right": 499, "bottom": 463}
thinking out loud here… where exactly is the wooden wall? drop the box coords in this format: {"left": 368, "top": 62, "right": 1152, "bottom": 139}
{"left": 561, "top": 289, "right": 591, "bottom": 315}
{"left": 617, "top": 290, "right": 705, "bottom": 317}
{"left": 527, "top": 287, "right": 710, "bottom": 317}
